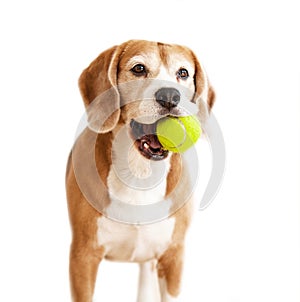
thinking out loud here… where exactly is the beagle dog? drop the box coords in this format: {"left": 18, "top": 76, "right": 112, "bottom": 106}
{"left": 66, "top": 40, "right": 215, "bottom": 302}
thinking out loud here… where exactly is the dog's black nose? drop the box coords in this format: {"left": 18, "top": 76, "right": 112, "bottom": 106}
{"left": 155, "top": 87, "right": 181, "bottom": 109}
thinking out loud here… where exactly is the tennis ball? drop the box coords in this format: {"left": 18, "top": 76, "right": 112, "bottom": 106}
{"left": 156, "top": 116, "right": 202, "bottom": 153}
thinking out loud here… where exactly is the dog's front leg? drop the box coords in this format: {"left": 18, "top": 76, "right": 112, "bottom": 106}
{"left": 158, "top": 245, "right": 184, "bottom": 302}
{"left": 137, "top": 260, "right": 160, "bottom": 302}
{"left": 69, "top": 241, "right": 104, "bottom": 302}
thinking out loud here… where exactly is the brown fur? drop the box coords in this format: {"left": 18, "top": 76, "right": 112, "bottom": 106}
{"left": 66, "top": 40, "right": 214, "bottom": 301}
{"left": 66, "top": 153, "right": 103, "bottom": 301}
{"left": 165, "top": 153, "right": 182, "bottom": 196}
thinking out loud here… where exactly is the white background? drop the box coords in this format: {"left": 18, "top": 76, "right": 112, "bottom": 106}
{"left": 0, "top": 0, "right": 299, "bottom": 301}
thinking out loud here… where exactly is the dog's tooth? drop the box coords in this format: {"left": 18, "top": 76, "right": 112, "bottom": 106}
{"left": 143, "top": 142, "right": 149, "bottom": 149}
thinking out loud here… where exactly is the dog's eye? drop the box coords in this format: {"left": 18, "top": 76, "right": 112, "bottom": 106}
{"left": 131, "top": 64, "right": 147, "bottom": 76}
{"left": 177, "top": 68, "right": 189, "bottom": 80}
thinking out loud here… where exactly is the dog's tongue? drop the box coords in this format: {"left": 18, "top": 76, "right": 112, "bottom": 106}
{"left": 146, "top": 134, "right": 163, "bottom": 149}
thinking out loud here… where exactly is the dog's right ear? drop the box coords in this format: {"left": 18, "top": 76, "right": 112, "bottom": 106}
{"left": 189, "top": 49, "right": 215, "bottom": 124}
{"left": 79, "top": 44, "right": 124, "bottom": 133}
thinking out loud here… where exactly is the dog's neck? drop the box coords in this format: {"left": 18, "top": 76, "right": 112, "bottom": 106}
{"left": 107, "top": 125, "right": 171, "bottom": 206}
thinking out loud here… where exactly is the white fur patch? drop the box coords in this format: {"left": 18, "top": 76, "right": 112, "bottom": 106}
{"left": 108, "top": 125, "right": 171, "bottom": 205}
{"left": 97, "top": 216, "right": 175, "bottom": 262}
{"left": 137, "top": 260, "right": 160, "bottom": 302}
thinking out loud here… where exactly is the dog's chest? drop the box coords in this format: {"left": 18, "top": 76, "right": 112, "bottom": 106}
{"left": 98, "top": 130, "right": 174, "bottom": 262}
{"left": 107, "top": 128, "right": 171, "bottom": 205}
{"left": 97, "top": 217, "right": 175, "bottom": 262}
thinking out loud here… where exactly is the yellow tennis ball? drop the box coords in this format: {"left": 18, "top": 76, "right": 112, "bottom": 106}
{"left": 156, "top": 116, "right": 202, "bottom": 153}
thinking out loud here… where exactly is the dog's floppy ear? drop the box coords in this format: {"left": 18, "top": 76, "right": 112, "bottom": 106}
{"left": 191, "top": 51, "right": 216, "bottom": 122}
{"left": 79, "top": 44, "right": 125, "bottom": 133}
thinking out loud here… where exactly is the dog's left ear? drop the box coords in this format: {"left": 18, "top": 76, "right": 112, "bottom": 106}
{"left": 79, "top": 43, "right": 128, "bottom": 133}
{"left": 191, "top": 51, "right": 216, "bottom": 122}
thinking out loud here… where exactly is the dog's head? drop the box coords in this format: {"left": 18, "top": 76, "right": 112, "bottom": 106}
{"left": 79, "top": 40, "right": 215, "bottom": 161}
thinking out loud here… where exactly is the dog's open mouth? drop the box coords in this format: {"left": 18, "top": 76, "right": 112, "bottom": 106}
{"left": 130, "top": 119, "right": 169, "bottom": 161}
